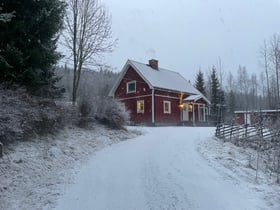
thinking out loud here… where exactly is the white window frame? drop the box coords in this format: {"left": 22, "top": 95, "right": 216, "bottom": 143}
{"left": 163, "top": 101, "right": 171, "bottom": 114}
{"left": 198, "top": 104, "right": 206, "bottom": 121}
{"left": 137, "top": 100, "right": 144, "bottom": 113}
{"left": 126, "top": 81, "right": 136, "bottom": 93}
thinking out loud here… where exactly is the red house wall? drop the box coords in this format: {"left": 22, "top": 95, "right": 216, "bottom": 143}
{"left": 236, "top": 113, "right": 245, "bottom": 124}
{"left": 123, "top": 96, "right": 152, "bottom": 124}
{"left": 154, "top": 89, "right": 181, "bottom": 124}
{"left": 115, "top": 67, "right": 153, "bottom": 124}
{"left": 115, "top": 67, "right": 152, "bottom": 98}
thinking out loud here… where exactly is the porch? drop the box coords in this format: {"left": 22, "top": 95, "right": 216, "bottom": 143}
{"left": 180, "top": 95, "right": 210, "bottom": 126}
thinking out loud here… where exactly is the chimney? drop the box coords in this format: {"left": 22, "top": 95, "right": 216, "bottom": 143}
{"left": 149, "top": 59, "right": 158, "bottom": 70}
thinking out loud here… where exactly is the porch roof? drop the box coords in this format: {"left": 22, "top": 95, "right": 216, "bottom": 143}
{"left": 183, "top": 94, "right": 210, "bottom": 104}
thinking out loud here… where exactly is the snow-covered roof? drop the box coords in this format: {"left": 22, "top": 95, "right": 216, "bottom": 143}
{"left": 183, "top": 94, "right": 210, "bottom": 104}
{"left": 130, "top": 60, "right": 201, "bottom": 94}
{"left": 109, "top": 59, "right": 209, "bottom": 99}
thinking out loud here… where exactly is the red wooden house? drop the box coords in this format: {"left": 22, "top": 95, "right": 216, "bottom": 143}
{"left": 109, "top": 59, "right": 211, "bottom": 125}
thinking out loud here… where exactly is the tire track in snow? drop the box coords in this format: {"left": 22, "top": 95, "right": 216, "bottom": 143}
{"left": 142, "top": 138, "right": 194, "bottom": 210}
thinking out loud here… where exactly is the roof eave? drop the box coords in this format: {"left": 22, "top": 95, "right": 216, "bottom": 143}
{"left": 108, "top": 59, "right": 155, "bottom": 97}
{"left": 108, "top": 60, "right": 131, "bottom": 97}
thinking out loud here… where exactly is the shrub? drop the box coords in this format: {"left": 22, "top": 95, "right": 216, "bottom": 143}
{"left": 94, "top": 97, "right": 130, "bottom": 129}
{"left": 0, "top": 84, "right": 71, "bottom": 144}
{"left": 76, "top": 96, "right": 130, "bottom": 129}
{"left": 76, "top": 98, "right": 95, "bottom": 128}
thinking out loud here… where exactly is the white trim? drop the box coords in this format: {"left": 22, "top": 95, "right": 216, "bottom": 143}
{"left": 126, "top": 80, "right": 136, "bottom": 93}
{"left": 152, "top": 89, "right": 155, "bottom": 124}
{"left": 163, "top": 100, "right": 171, "bottom": 114}
{"left": 183, "top": 94, "right": 211, "bottom": 105}
{"left": 192, "top": 103, "right": 195, "bottom": 126}
{"left": 117, "top": 94, "right": 152, "bottom": 101}
{"left": 137, "top": 100, "right": 144, "bottom": 113}
{"left": 198, "top": 104, "right": 206, "bottom": 122}
{"left": 155, "top": 94, "right": 179, "bottom": 100}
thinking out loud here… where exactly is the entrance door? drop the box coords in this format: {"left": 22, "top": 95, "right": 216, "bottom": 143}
{"left": 182, "top": 107, "right": 188, "bottom": 121}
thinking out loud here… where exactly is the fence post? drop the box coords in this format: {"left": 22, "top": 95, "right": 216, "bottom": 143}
{"left": 215, "top": 123, "right": 219, "bottom": 137}
{"left": 230, "top": 121, "right": 233, "bottom": 141}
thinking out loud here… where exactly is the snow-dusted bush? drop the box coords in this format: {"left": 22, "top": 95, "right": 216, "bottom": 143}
{"left": 76, "top": 98, "right": 95, "bottom": 127}
{"left": 94, "top": 97, "right": 130, "bottom": 129}
{"left": 0, "top": 84, "right": 71, "bottom": 144}
{"left": 76, "top": 96, "right": 130, "bottom": 129}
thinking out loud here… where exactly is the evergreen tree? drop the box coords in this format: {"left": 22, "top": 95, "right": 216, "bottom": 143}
{"left": 0, "top": 0, "right": 65, "bottom": 96}
{"left": 228, "top": 90, "right": 236, "bottom": 117}
{"left": 210, "top": 66, "right": 220, "bottom": 123}
{"left": 195, "top": 69, "right": 206, "bottom": 95}
{"left": 219, "top": 88, "right": 226, "bottom": 122}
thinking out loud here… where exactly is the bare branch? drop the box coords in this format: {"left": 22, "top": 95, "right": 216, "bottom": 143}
{"left": 62, "top": 0, "right": 117, "bottom": 102}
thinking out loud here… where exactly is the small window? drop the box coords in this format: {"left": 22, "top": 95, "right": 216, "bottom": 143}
{"left": 163, "top": 101, "right": 171, "bottom": 114}
{"left": 137, "top": 100, "right": 144, "bottom": 113}
{"left": 127, "top": 81, "right": 136, "bottom": 93}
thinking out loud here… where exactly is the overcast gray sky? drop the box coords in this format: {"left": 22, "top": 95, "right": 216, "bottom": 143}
{"left": 103, "top": 0, "right": 280, "bottom": 82}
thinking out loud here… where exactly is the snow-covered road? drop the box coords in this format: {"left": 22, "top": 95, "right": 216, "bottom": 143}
{"left": 55, "top": 127, "right": 267, "bottom": 210}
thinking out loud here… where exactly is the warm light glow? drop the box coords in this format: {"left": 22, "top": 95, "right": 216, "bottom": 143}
{"left": 179, "top": 92, "right": 184, "bottom": 109}
{"left": 137, "top": 100, "right": 144, "bottom": 113}
{"left": 188, "top": 104, "right": 193, "bottom": 111}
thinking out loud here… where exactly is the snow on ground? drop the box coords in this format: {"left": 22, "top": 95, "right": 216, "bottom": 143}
{"left": 0, "top": 124, "right": 141, "bottom": 210}
{"left": 198, "top": 134, "right": 280, "bottom": 210}
{"left": 55, "top": 127, "right": 280, "bottom": 210}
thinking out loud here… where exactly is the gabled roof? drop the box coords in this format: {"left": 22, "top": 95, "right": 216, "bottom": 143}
{"left": 109, "top": 59, "right": 208, "bottom": 102}
{"left": 183, "top": 94, "right": 211, "bottom": 104}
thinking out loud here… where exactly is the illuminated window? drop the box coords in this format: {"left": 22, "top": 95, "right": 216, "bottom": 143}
{"left": 127, "top": 81, "right": 136, "bottom": 93}
{"left": 163, "top": 101, "right": 171, "bottom": 114}
{"left": 137, "top": 100, "right": 144, "bottom": 113}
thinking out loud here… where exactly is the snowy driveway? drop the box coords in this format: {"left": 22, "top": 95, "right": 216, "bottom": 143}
{"left": 55, "top": 127, "right": 266, "bottom": 210}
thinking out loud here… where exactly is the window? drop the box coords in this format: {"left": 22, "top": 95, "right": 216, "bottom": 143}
{"left": 199, "top": 104, "right": 205, "bottom": 121}
{"left": 127, "top": 81, "right": 136, "bottom": 93}
{"left": 163, "top": 101, "right": 171, "bottom": 114}
{"left": 137, "top": 100, "right": 144, "bottom": 113}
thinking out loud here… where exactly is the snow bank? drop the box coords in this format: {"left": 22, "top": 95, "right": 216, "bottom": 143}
{"left": 198, "top": 136, "right": 280, "bottom": 210}
{"left": 0, "top": 125, "right": 141, "bottom": 210}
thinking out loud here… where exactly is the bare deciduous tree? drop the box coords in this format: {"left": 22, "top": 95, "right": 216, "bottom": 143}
{"left": 63, "top": 0, "right": 116, "bottom": 103}
{"left": 260, "top": 40, "right": 271, "bottom": 108}
{"left": 269, "top": 34, "right": 280, "bottom": 107}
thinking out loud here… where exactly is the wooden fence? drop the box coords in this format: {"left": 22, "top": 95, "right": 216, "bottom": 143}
{"left": 215, "top": 122, "right": 280, "bottom": 144}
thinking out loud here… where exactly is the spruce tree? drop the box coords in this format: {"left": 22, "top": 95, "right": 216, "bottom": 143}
{"left": 195, "top": 69, "right": 206, "bottom": 95}
{"left": 0, "top": 0, "right": 65, "bottom": 96}
{"left": 228, "top": 90, "right": 236, "bottom": 117}
{"left": 219, "top": 88, "right": 226, "bottom": 122}
{"left": 210, "top": 66, "right": 220, "bottom": 122}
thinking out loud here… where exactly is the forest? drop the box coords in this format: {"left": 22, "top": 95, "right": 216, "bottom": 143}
{"left": 194, "top": 35, "right": 280, "bottom": 122}
{"left": 0, "top": 0, "right": 126, "bottom": 145}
